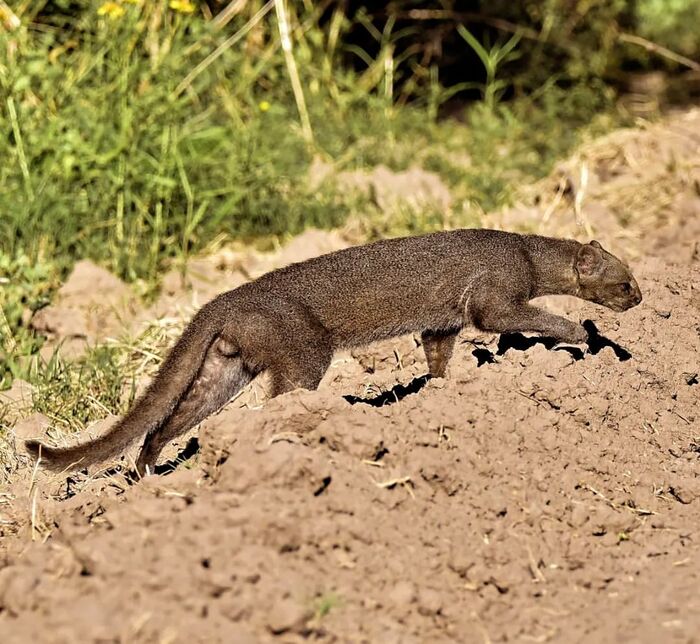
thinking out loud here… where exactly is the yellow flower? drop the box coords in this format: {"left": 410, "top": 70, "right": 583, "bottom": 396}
{"left": 97, "top": 2, "right": 126, "bottom": 19}
{"left": 259, "top": 100, "right": 271, "bottom": 112}
{"left": 169, "top": 0, "right": 196, "bottom": 13}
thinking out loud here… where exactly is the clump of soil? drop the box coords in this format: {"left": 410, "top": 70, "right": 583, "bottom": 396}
{"left": 2, "top": 111, "right": 700, "bottom": 643}
{"left": 309, "top": 157, "right": 454, "bottom": 212}
{"left": 30, "top": 260, "right": 139, "bottom": 359}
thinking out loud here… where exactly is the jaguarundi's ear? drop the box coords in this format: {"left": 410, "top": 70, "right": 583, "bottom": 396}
{"left": 590, "top": 240, "right": 603, "bottom": 250}
{"left": 576, "top": 243, "right": 603, "bottom": 276}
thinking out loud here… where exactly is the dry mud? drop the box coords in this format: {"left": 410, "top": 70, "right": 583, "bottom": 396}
{"left": 1, "top": 113, "right": 700, "bottom": 643}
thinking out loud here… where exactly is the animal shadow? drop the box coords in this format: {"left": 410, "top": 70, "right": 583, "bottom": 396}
{"left": 344, "top": 375, "right": 432, "bottom": 408}
{"left": 582, "top": 319, "right": 632, "bottom": 361}
{"left": 474, "top": 319, "right": 632, "bottom": 365}
{"left": 153, "top": 436, "right": 201, "bottom": 475}
{"left": 97, "top": 436, "right": 201, "bottom": 486}
{"left": 497, "top": 332, "right": 576, "bottom": 357}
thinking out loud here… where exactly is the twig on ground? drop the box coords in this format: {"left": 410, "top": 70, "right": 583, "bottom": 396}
{"left": 268, "top": 432, "right": 302, "bottom": 445}
{"left": 584, "top": 483, "right": 656, "bottom": 516}
{"left": 374, "top": 475, "right": 415, "bottom": 499}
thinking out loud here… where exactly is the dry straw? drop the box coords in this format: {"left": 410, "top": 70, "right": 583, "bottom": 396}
{"left": 274, "top": 0, "right": 314, "bottom": 144}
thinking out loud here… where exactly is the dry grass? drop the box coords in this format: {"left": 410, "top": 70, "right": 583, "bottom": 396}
{"left": 517, "top": 108, "right": 700, "bottom": 243}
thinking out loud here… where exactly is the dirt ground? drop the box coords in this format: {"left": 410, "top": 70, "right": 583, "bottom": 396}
{"left": 1, "top": 110, "right": 699, "bottom": 643}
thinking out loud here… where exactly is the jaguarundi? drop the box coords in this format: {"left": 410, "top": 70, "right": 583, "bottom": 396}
{"left": 26, "top": 229, "right": 642, "bottom": 476}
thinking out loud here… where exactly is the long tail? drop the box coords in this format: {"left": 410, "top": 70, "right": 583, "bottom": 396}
{"left": 25, "top": 298, "right": 227, "bottom": 472}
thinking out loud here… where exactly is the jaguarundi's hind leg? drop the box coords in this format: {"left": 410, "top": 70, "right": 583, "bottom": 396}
{"left": 235, "top": 300, "right": 333, "bottom": 398}
{"left": 266, "top": 327, "right": 333, "bottom": 397}
{"left": 421, "top": 329, "right": 458, "bottom": 378}
{"left": 267, "top": 341, "right": 332, "bottom": 397}
{"left": 135, "top": 336, "right": 253, "bottom": 476}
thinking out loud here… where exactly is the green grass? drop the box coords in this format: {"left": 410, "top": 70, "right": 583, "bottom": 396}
{"left": 31, "top": 344, "right": 129, "bottom": 431}
{"left": 313, "top": 592, "right": 342, "bottom": 620}
{"left": 0, "top": 2, "right": 627, "bottom": 435}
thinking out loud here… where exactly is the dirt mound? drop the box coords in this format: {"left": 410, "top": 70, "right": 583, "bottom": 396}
{"left": 2, "top": 256, "right": 699, "bottom": 643}
{"left": 499, "top": 107, "right": 700, "bottom": 265}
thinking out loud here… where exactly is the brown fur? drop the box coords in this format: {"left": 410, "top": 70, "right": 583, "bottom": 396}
{"left": 25, "top": 229, "right": 642, "bottom": 476}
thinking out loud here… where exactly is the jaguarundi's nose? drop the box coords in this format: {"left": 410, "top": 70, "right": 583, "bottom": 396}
{"left": 631, "top": 283, "right": 643, "bottom": 306}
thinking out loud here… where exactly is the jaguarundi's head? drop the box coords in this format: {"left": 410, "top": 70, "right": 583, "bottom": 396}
{"left": 575, "top": 240, "right": 642, "bottom": 312}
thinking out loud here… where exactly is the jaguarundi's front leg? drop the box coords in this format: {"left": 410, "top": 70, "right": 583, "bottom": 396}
{"left": 473, "top": 302, "right": 588, "bottom": 345}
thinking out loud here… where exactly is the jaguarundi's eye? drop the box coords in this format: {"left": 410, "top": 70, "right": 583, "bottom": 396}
{"left": 619, "top": 282, "right": 632, "bottom": 294}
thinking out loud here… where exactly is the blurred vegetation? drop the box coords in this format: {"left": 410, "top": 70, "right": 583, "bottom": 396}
{"left": 0, "top": 0, "right": 698, "bottom": 395}
{"left": 636, "top": 0, "right": 700, "bottom": 58}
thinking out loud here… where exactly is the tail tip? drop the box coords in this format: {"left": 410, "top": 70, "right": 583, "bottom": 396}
{"left": 24, "top": 439, "right": 77, "bottom": 472}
